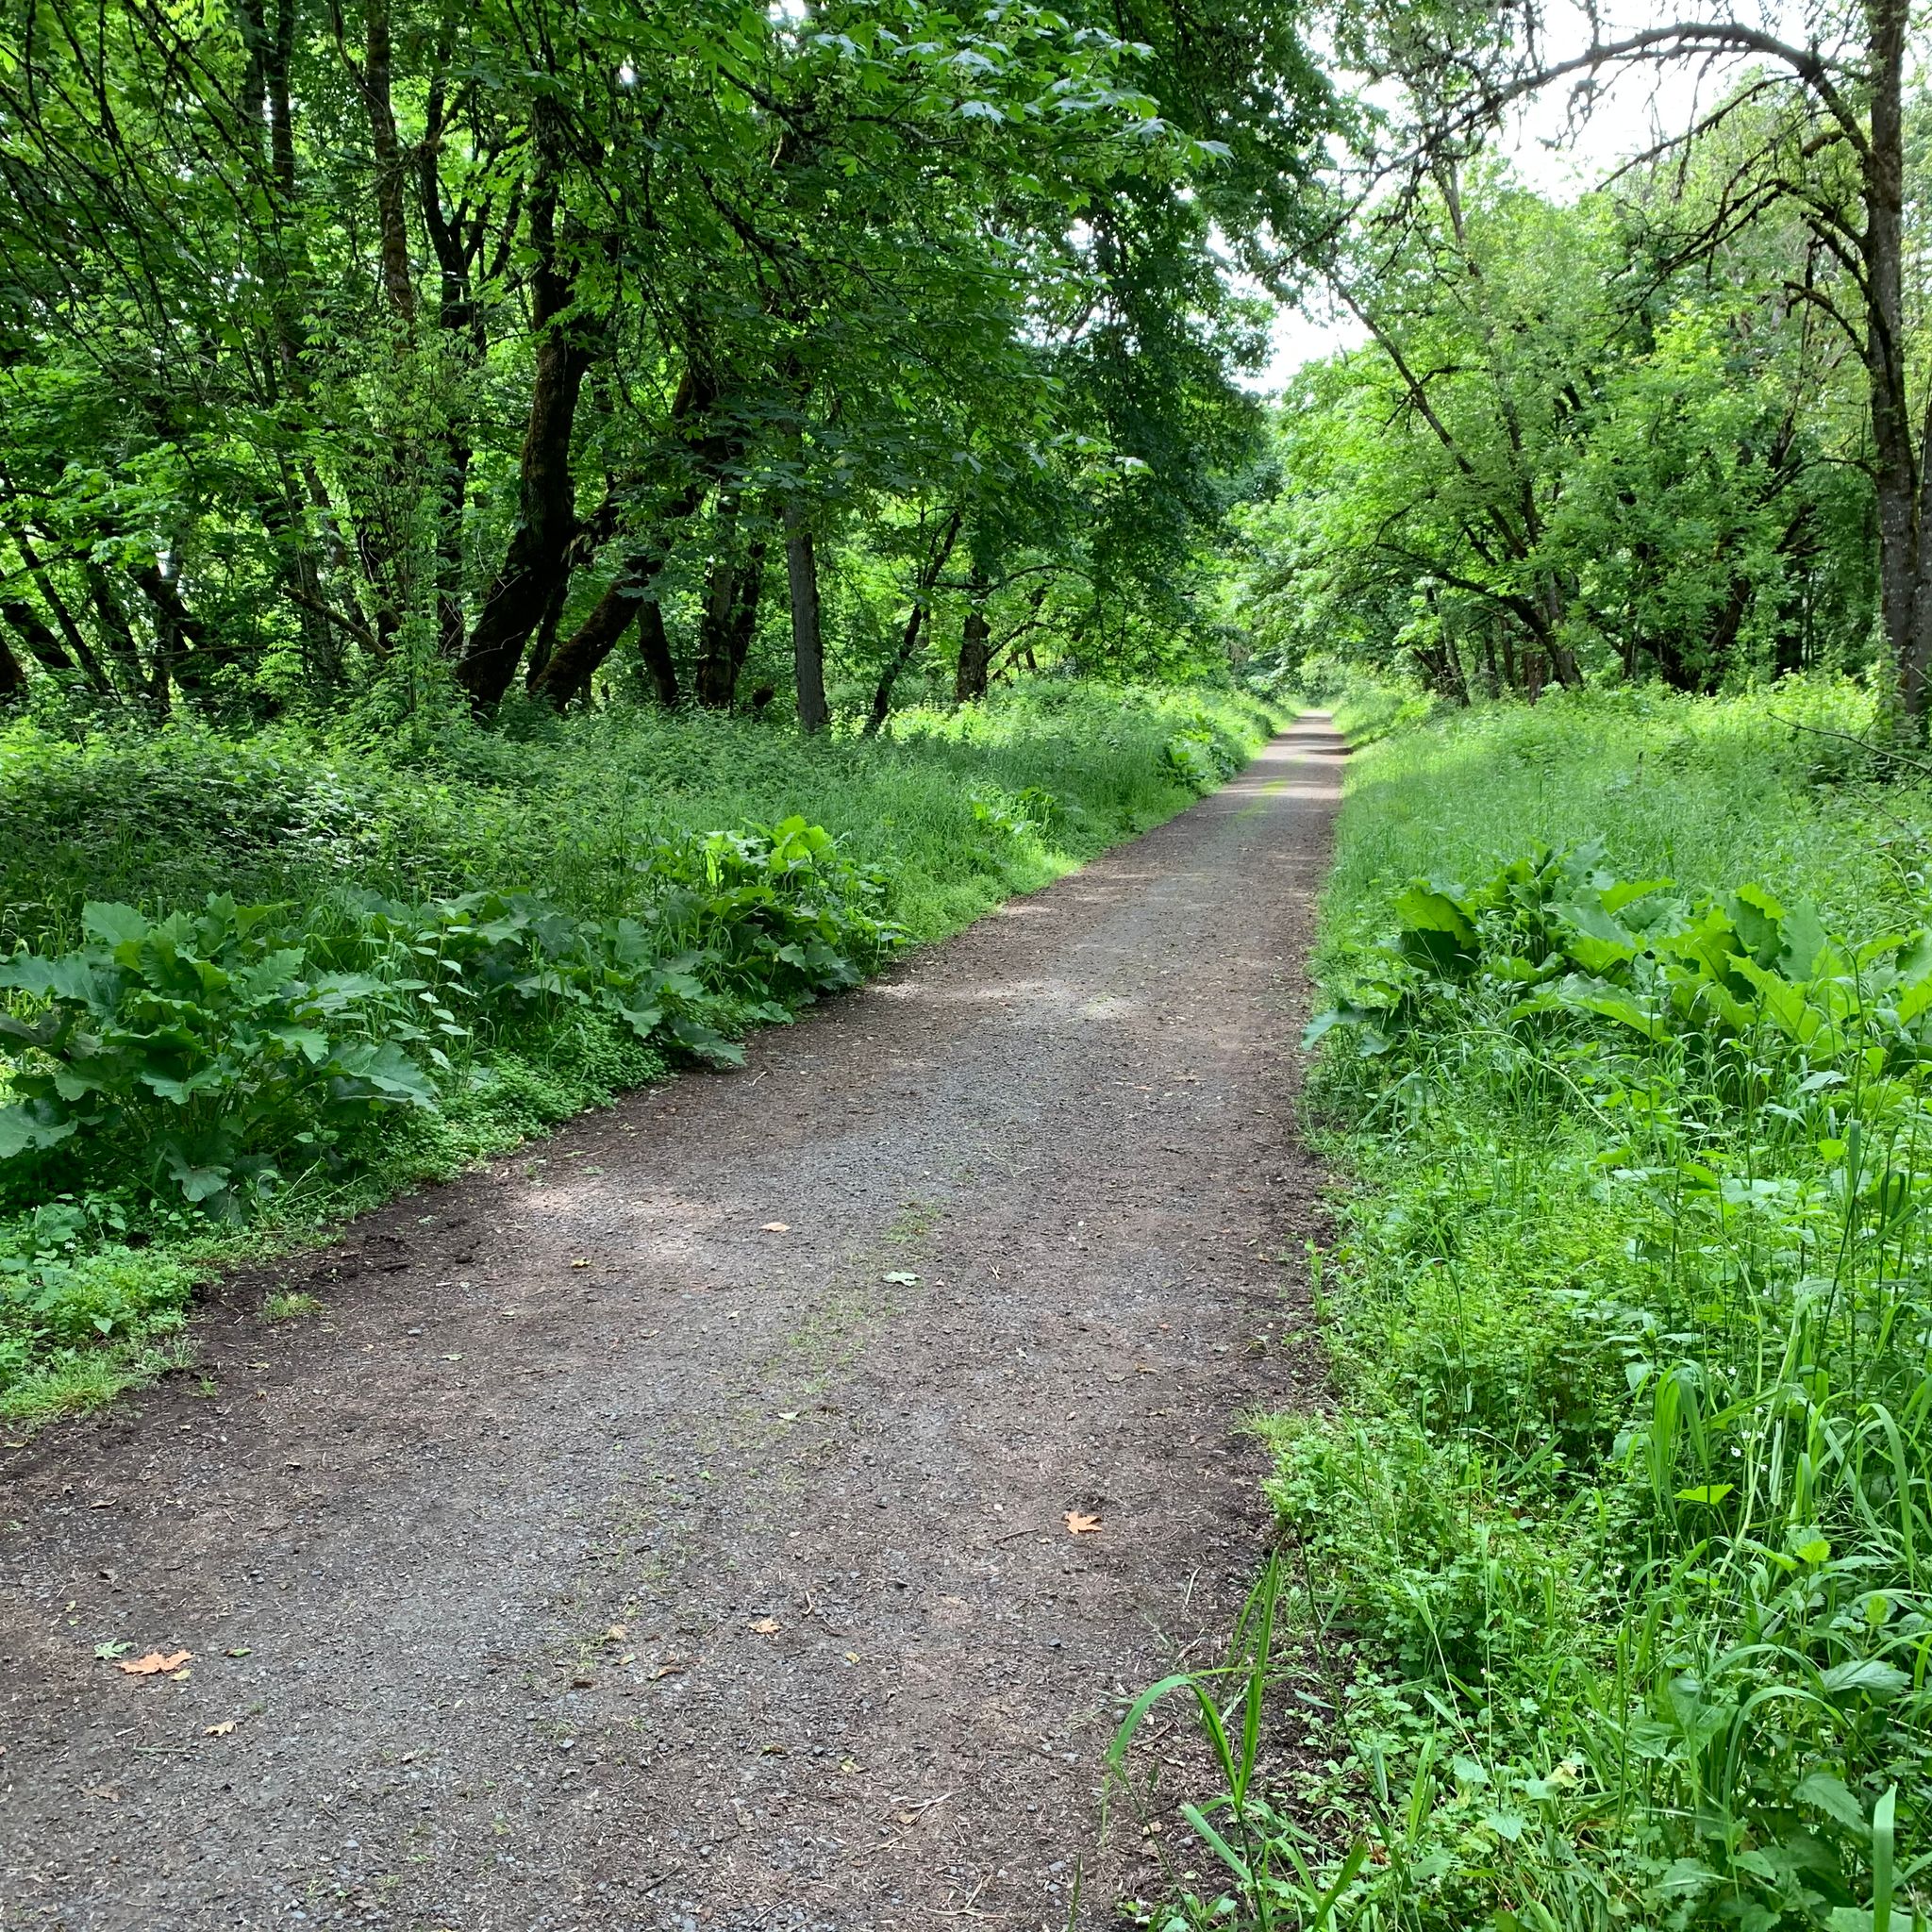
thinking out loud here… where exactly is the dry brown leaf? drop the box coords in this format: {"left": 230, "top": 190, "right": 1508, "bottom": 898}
{"left": 760, "top": 1741, "right": 789, "bottom": 1757}
{"left": 760, "top": 1222, "right": 791, "bottom": 1232}
{"left": 604, "top": 1624, "right": 628, "bottom": 1642}
{"left": 117, "top": 1649, "right": 192, "bottom": 1675}
{"left": 204, "top": 1721, "right": 235, "bottom": 1737}
{"left": 1064, "top": 1510, "right": 1103, "bottom": 1537}
{"left": 748, "top": 1617, "right": 781, "bottom": 1635}
{"left": 649, "top": 1663, "right": 683, "bottom": 1681}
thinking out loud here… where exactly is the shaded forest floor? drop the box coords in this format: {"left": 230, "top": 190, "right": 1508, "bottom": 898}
{"left": 0, "top": 717, "right": 1342, "bottom": 1932}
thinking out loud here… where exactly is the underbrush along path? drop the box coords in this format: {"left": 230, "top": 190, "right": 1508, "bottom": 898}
{"left": 0, "top": 717, "right": 1343, "bottom": 1931}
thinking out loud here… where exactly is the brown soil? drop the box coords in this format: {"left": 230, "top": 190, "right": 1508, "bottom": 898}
{"left": 0, "top": 715, "right": 1345, "bottom": 1932}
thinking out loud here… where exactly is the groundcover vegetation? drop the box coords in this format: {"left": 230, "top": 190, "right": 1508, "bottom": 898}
{"left": 1124, "top": 678, "right": 1932, "bottom": 1931}
{"left": 0, "top": 683, "right": 1274, "bottom": 1422}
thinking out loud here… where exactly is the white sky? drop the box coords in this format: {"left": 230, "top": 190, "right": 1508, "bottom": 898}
{"left": 1251, "top": 16, "right": 1763, "bottom": 386}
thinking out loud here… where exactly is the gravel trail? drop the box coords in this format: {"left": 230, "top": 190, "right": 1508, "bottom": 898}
{"left": 0, "top": 713, "right": 1345, "bottom": 1932}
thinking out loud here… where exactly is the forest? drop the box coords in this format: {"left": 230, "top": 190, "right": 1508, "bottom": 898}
{"left": 4, "top": 0, "right": 1932, "bottom": 1926}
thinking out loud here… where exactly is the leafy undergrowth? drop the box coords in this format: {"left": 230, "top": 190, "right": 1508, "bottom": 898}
{"left": 1116, "top": 677, "right": 1932, "bottom": 1932}
{"left": 0, "top": 682, "right": 1279, "bottom": 1423}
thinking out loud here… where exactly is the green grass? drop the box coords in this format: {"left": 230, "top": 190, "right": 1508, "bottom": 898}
{"left": 1318, "top": 678, "right": 1907, "bottom": 973}
{"left": 0, "top": 681, "right": 1280, "bottom": 1424}
{"left": 1120, "top": 675, "right": 1932, "bottom": 1932}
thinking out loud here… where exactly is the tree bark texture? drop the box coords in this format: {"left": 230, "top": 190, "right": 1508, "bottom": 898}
{"left": 955, "top": 570, "right": 991, "bottom": 704}
{"left": 785, "top": 498, "right": 827, "bottom": 731}
{"left": 457, "top": 112, "right": 594, "bottom": 712}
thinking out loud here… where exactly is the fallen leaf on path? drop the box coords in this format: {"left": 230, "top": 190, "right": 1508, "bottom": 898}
{"left": 749, "top": 1617, "right": 782, "bottom": 1635}
{"left": 225, "top": 1647, "right": 252, "bottom": 1658}
{"left": 775, "top": 1410, "right": 799, "bottom": 1423}
{"left": 844, "top": 1651, "right": 859, "bottom": 1663}
{"left": 760, "top": 1222, "right": 791, "bottom": 1232}
{"left": 649, "top": 1663, "right": 684, "bottom": 1681}
{"left": 880, "top": 1271, "right": 919, "bottom": 1285}
{"left": 204, "top": 1721, "right": 235, "bottom": 1737}
{"left": 93, "top": 1641, "right": 131, "bottom": 1661}
{"left": 1064, "top": 1511, "right": 1103, "bottom": 1537}
{"left": 116, "top": 1650, "right": 192, "bottom": 1675}
{"left": 570, "top": 1257, "right": 590, "bottom": 1269}
{"left": 605, "top": 1624, "right": 628, "bottom": 1641}
{"left": 760, "top": 1741, "right": 789, "bottom": 1756}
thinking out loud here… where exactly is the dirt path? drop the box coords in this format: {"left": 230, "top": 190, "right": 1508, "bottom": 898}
{"left": 0, "top": 714, "right": 1345, "bottom": 1932}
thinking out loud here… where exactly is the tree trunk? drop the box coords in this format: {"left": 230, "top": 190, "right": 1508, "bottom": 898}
{"left": 525, "top": 363, "right": 725, "bottom": 708}
{"left": 955, "top": 566, "right": 991, "bottom": 704}
{"left": 0, "top": 600, "right": 73, "bottom": 675}
{"left": 638, "top": 597, "right": 677, "bottom": 706}
{"left": 456, "top": 116, "right": 593, "bottom": 712}
{"left": 4, "top": 524, "right": 109, "bottom": 691}
{"left": 785, "top": 499, "right": 827, "bottom": 732}
{"left": 420, "top": 87, "right": 488, "bottom": 661}
{"left": 360, "top": 0, "right": 417, "bottom": 327}
{"left": 1857, "top": 0, "right": 1926, "bottom": 717}
{"left": 864, "top": 509, "right": 962, "bottom": 737}
{"left": 530, "top": 560, "right": 680, "bottom": 709}
{"left": 260, "top": 0, "right": 340, "bottom": 690}
{"left": 695, "top": 500, "right": 765, "bottom": 709}
{"left": 724, "top": 538, "right": 766, "bottom": 698}
{"left": 0, "top": 626, "right": 25, "bottom": 703}
{"left": 455, "top": 309, "right": 591, "bottom": 709}
{"left": 528, "top": 478, "right": 708, "bottom": 708}
{"left": 85, "top": 562, "right": 147, "bottom": 696}
{"left": 130, "top": 564, "right": 220, "bottom": 699}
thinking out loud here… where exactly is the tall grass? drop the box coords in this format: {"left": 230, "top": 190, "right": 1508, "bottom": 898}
{"left": 0, "top": 683, "right": 1277, "bottom": 953}
{"left": 1125, "top": 677, "right": 1932, "bottom": 1931}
